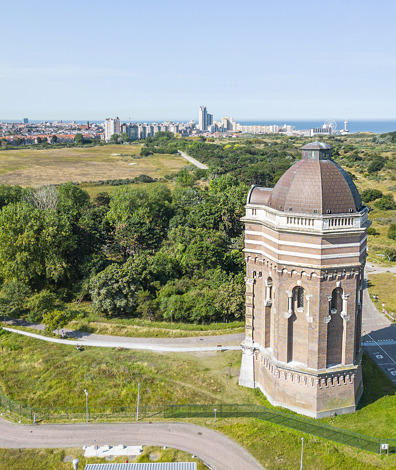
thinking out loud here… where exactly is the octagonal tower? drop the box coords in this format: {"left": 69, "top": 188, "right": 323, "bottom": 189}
{"left": 239, "top": 142, "right": 370, "bottom": 418}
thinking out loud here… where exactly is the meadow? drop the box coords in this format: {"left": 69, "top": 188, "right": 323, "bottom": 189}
{"left": 0, "top": 145, "right": 186, "bottom": 188}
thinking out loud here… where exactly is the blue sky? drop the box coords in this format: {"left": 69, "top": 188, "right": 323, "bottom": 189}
{"left": 1, "top": 0, "right": 395, "bottom": 121}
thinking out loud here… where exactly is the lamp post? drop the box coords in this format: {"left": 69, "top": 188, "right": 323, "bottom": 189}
{"left": 300, "top": 437, "right": 304, "bottom": 470}
{"left": 214, "top": 408, "right": 217, "bottom": 422}
{"left": 136, "top": 383, "right": 140, "bottom": 422}
{"left": 84, "top": 389, "right": 89, "bottom": 423}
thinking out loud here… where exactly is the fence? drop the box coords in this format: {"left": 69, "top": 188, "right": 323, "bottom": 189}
{"left": 0, "top": 396, "right": 394, "bottom": 454}
{"left": 163, "top": 404, "right": 396, "bottom": 454}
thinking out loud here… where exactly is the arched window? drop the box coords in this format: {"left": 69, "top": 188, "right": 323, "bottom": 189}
{"left": 327, "top": 287, "right": 344, "bottom": 366}
{"left": 297, "top": 287, "right": 304, "bottom": 309}
{"left": 293, "top": 286, "right": 304, "bottom": 310}
{"left": 331, "top": 287, "right": 343, "bottom": 313}
{"left": 264, "top": 277, "right": 273, "bottom": 348}
{"left": 287, "top": 286, "right": 308, "bottom": 365}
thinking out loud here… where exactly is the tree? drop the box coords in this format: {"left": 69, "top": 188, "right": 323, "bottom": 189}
{"left": 43, "top": 309, "right": 72, "bottom": 334}
{"left": 0, "top": 184, "right": 24, "bottom": 210}
{"left": 89, "top": 262, "right": 140, "bottom": 317}
{"left": 0, "top": 281, "right": 31, "bottom": 319}
{"left": 25, "top": 290, "right": 57, "bottom": 322}
{"left": 24, "top": 185, "right": 59, "bottom": 210}
{"left": 36, "top": 137, "right": 42, "bottom": 144}
{"left": 107, "top": 185, "right": 173, "bottom": 254}
{"left": 51, "top": 135, "right": 58, "bottom": 143}
{"left": 75, "top": 133, "right": 84, "bottom": 145}
{"left": 122, "top": 132, "right": 129, "bottom": 142}
{"left": 176, "top": 168, "right": 195, "bottom": 187}
{"left": 0, "top": 203, "right": 46, "bottom": 287}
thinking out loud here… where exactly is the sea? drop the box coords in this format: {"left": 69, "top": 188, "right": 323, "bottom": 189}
{"left": 238, "top": 120, "right": 396, "bottom": 135}
{"left": 1, "top": 119, "right": 396, "bottom": 134}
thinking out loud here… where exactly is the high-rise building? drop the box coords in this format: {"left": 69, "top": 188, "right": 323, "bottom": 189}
{"left": 23, "top": 118, "right": 28, "bottom": 124}
{"left": 239, "top": 142, "right": 369, "bottom": 418}
{"left": 104, "top": 117, "right": 121, "bottom": 142}
{"left": 199, "top": 105, "right": 208, "bottom": 131}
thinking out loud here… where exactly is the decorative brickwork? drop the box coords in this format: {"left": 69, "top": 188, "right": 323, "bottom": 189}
{"left": 239, "top": 143, "right": 369, "bottom": 418}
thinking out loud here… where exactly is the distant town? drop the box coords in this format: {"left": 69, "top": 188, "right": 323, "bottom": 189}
{"left": 0, "top": 107, "right": 350, "bottom": 146}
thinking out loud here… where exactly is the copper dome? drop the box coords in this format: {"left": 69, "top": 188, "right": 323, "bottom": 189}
{"left": 248, "top": 142, "right": 363, "bottom": 215}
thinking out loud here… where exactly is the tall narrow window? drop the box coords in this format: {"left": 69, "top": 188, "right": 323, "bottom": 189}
{"left": 297, "top": 286, "right": 304, "bottom": 309}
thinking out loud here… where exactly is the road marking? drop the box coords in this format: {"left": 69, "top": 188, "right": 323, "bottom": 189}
{"left": 365, "top": 332, "right": 396, "bottom": 364}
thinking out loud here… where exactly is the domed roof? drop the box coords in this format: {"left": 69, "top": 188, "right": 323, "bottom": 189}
{"left": 248, "top": 142, "right": 363, "bottom": 215}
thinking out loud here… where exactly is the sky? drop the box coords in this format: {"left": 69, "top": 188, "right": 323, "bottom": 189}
{"left": 1, "top": 0, "right": 395, "bottom": 122}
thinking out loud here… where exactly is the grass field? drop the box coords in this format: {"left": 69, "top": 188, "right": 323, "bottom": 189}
{"left": 0, "top": 333, "right": 258, "bottom": 409}
{"left": 0, "top": 145, "right": 186, "bottom": 187}
{"left": 0, "top": 446, "right": 207, "bottom": 470}
{"left": 0, "top": 333, "right": 395, "bottom": 436}
{"left": 0, "top": 333, "right": 396, "bottom": 469}
{"left": 367, "top": 273, "right": 396, "bottom": 317}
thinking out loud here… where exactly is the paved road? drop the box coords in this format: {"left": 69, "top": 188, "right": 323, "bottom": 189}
{"left": 0, "top": 420, "right": 264, "bottom": 470}
{"left": 362, "top": 275, "right": 396, "bottom": 385}
{"left": 3, "top": 327, "right": 243, "bottom": 353}
{"left": 178, "top": 150, "right": 208, "bottom": 170}
{"left": 365, "top": 262, "right": 396, "bottom": 274}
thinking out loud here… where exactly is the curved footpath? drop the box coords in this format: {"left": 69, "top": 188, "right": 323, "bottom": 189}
{"left": 0, "top": 420, "right": 264, "bottom": 470}
{"left": 2, "top": 327, "right": 243, "bottom": 352}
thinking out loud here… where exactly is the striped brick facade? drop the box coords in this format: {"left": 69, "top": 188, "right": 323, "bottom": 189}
{"left": 239, "top": 143, "right": 369, "bottom": 418}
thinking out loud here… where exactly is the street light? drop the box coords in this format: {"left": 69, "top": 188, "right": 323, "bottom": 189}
{"left": 300, "top": 437, "right": 304, "bottom": 470}
{"left": 84, "top": 389, "right": 89, "bottom": 423}
{"left": 136, "top": 383, "right": 140, "bottom": 422}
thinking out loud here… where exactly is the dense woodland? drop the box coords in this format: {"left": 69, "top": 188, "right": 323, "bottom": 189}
{"left": 0, "top": 131, "right": 395, "bottom": 327}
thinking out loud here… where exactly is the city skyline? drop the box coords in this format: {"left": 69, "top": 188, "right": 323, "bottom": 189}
{"left": 1, "top": 0, "right": 395, "bottom": 121}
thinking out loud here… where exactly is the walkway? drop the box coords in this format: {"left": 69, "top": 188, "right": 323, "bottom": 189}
{"left": 178, "top": 150, "right": 208, "bottom": 170}
{"left": 2, "top": 326, "right": 243, "bottom": 353}
{"left": 362, "top": 278, "right": 396, "bottom": 384}
{"left": 0, "top": 420, "right": 264, "bottom": 470}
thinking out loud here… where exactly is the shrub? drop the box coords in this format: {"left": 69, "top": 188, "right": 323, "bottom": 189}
{"left": 25, "top": 290, "right": 57, "bottom": 322}
{"left": 360, "top": 189, "right": 383, "bottom": 203}
{"left": 374, "top": 194, "right": 396, "bottom": 210}
{"left": 388, "top": 224, "right": 396, "bottom": 241}
{"left": 367, "top": 227, "right": 379, "bottom": 236}
{"left": 367, "top": 157, "right": 386, "bottom": 173}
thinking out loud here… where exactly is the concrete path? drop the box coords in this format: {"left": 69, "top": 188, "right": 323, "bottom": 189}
{"left": 0, "top": 420, "right": 264, "bottom": 470}
{"left": 178, "top": 150, "right": 208, "bottom": 170}
{"left": 365, "top": 262, "right": 396, "bottom": 274}
{"left": 362, "top": 275, "right": 396, "bottom": 385}
{"left": 3, "top": 327, "right": 243, "bottom": 353}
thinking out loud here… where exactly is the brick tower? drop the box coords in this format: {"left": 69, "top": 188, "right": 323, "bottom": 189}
{"left": 239, "top": 142, "right": 369, "bottom": 418}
